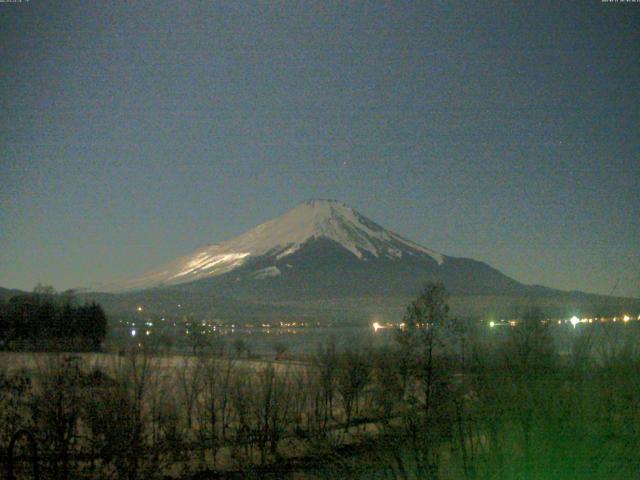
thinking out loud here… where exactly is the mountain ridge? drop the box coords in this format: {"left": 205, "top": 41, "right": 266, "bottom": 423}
{"left": 104, "top": 199, "right": 445, "bottom": 292}
{"left": 84, "top": 200, "right": 639, "bottom": 322}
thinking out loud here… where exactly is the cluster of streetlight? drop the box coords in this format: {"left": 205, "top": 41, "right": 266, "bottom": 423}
{"left": 487, "top": 314, "right": 639, "bottom": 329}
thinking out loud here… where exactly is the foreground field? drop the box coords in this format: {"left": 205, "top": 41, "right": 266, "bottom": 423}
{"left": 0, "top": 351, "right": 305, "bottom": 376}
{"left": 2, "top": 296, "right": 640, "bottom": 479}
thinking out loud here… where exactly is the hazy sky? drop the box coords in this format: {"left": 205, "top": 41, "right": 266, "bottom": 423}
{"left": 1, "top": 1, "right": 638, "bottom": 297}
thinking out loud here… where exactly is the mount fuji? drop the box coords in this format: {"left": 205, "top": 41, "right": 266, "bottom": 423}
{"left": 112, "top": 199, "right": 445, "bottom": 291}
{"left": 92, "top": 200, "right": 637, "bottom": 321}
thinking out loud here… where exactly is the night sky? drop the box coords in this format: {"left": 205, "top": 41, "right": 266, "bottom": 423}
{"left": 1, "top": 1, "right": 638, "bottom": 297}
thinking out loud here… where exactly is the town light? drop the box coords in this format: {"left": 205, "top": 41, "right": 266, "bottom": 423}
{"left": 570, "top": 316, "right": 580, "bottom": 328}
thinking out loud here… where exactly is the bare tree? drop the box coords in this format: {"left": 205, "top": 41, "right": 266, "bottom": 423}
{"left": 31, "top": 354, "right": 84, "bottom": 480}
{"left": 313, "top": 335, "right": 338, "bottom": 434}
{"left": 286, "top": 367, "right": 310, "bottom": 440}
{"left": 251, "top": 363, "right": 289, "bottom": 464}
{"left": 272, "top": 341, "right": 288, "bottom": 360}
{"left": 370, "top": 346, "right": 406, "bottom": 428}
{"left": 110, "top": 346, "right": 157, "bottom": 480}
{"left": 0, "top": 366, "right": 33, "bottom": 455}
{"left": 196, "top": 356, "right": 236, "bottom": 468}
{"left": 176, "top": 356, "right": 203, "bottom": 433}
{"left": 394, "top": 282, "right": 457, "bottom": 479}
{"left": 229, "top": 365, "right": 254, "bottom": 466}
{"left": 336, "top": 345, "right": 370, "bottom": 432}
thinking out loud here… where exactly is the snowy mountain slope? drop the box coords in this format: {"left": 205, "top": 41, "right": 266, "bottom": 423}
{"left": 89, "top": 200, "right": 640, "bottom": 321}
{"left": 108, "top": 199, "right": 446, "bottom": 292}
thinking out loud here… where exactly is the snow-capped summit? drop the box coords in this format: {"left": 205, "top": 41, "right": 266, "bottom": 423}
{"left": 225, "top": 199, "right": 443, "bottom": 262}
{"left": 88, "top": 201, "right": 629, "bottom": 322}
{"left": 109, "top": 200, "right": 445, "bottom": 291}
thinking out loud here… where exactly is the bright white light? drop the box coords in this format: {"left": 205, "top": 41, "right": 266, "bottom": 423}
{"left": 373, "top": 322, "right": 382, "bottom": 332}
{"left": 623, "top": 315, "right": 630, "bottom": 323}
{"left": 489, "top": 321, "right": 495, "bottom": 328}
{"left": 137, "top": 306, "right": 143, "bottom": 312}
{"left": 570, "top": 316, "right": 580, "bottom": 328}
{"left": 145, "top": 330, "right": 151, "bottom": 336}
{"left": 131, "top": 329, "right": 137, "bottom": 337}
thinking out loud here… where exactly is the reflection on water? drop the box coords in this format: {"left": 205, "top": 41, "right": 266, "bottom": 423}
{"left": 214, "top": 325, "right": 394, "bottom": 355}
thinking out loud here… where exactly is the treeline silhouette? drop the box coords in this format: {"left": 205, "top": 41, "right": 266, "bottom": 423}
{"left": 0, "top": 286, "right": 107, "bottom": 351}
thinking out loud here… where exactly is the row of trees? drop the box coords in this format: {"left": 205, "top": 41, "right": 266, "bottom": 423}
{"left": 0, "top": 286, "right": 107, "bottom": 350}
{"left": 345, "top": 284, "right": 640, "bottom": 479}
{"left": 1, "top": 283, "right": 639, "bottom": 478}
